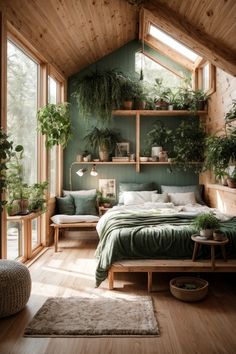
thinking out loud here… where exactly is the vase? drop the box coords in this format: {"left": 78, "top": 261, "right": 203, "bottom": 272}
{"left": 99, "top": 147, "right": 109, "bottom": 162}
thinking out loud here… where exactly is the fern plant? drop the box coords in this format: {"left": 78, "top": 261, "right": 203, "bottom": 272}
{"left": 74, "top": 69, "right": 124, "bottom": 122}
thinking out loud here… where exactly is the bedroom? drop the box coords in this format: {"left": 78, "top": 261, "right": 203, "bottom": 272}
{"left": 0, "top": 0, "right": 236, "bottom": 353}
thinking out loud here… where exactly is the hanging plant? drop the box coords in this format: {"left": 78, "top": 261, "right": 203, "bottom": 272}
{"left": 37, "top": 103, "right": 72, "bottom": 149}
{"left": 74, "top": 69, "right": 124, "bottom": 122}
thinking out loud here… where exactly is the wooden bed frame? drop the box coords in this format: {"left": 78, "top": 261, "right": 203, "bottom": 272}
{"left": 108, "top": 259, "right": 236, "bottom": 292}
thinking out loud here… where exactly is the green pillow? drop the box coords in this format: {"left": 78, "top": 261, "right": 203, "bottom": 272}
{"left": 73, "top": 194, "right": 97, "bottom": 216}
{"left": 56, "top": 195, "right": 75, "bottom": 215}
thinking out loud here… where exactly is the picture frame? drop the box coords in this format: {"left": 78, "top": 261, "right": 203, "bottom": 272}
{"left": 99, "top": 179, "right": 116, "bottom": 199}
{"left": 115, "top": 142, "right": 130, "bottom": 157}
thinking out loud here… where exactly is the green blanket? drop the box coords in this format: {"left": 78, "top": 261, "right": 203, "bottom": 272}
{"left": 95, "top": 209, "right": 236, "bottom": 287}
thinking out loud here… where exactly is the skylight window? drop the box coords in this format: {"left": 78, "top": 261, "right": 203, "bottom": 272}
{"left": 149, "top": 24, "right": 200, "bottom": 62}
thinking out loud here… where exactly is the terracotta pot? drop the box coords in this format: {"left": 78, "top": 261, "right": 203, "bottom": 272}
{"left": 123, "top": 101, "right": 133, "bottom": 110}
{"left": 227, "top": 178, "right": 236, "bottom": 188}
{"left": 135, "top": 101, "right": 146, "bottom": 110}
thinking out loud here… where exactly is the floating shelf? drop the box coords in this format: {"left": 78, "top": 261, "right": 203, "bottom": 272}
{"left": 112, "top": 110, "right": 208, "bottom": 116}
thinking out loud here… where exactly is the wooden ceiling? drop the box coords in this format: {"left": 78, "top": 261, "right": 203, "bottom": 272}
{"left": 1, "top": 0, "right": 236, "bottom": 78}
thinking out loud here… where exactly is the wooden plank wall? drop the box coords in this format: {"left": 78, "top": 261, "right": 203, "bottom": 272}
{"left": 200, "top": 68, "right": 236, "bottom": 215}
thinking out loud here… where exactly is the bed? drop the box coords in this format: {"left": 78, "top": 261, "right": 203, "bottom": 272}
{"left": 95, "top": 198, "right": 236, "bottom": 289}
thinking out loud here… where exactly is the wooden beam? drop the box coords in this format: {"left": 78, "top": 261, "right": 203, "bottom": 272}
{"left": 142, "top": 5, "right": 236, "bottom": 76}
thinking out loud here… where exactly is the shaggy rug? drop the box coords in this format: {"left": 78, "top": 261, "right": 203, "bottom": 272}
{"left": 24, "top": 296, "right": 159, "bottom": 337}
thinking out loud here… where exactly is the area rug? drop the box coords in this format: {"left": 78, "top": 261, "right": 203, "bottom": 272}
{"left": 24, "top": 296, "right": 159, "bottom": 337}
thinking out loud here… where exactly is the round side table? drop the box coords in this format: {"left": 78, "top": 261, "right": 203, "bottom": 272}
{"left": 191, "top": 235, "right": 229, "bottom": 270}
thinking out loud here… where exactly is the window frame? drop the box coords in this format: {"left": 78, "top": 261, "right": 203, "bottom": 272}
{"left": 1, "top": 19, "right": 66, "bottom": 260}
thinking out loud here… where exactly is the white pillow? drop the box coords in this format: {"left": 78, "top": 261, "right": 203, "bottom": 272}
{"left": 168, "top": 192, "right": 196, "bottom": 206}
{"left": 123, "top": 191, "right": 157, "bottom": 206}
{"left": 51, "top": 214, "right": 99, "bottom": 224}
{"left": 151, "top": 193, "right": 169, "bottom": 203}
{"left": 63, "top": 189, "right": 97, "bottom": 196}
{"left": 144, "top": 202, "right": 174, "bottom": 209}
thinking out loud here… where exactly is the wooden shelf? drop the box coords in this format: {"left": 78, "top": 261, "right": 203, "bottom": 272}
{"left": 72, "top": 161, "right": 136, "bottom": 165}
{"left": 206, "top": 184, "right": 236, "bottom": 194}
{"left": 112, "top": 110, "right": 208, "bottom": 116}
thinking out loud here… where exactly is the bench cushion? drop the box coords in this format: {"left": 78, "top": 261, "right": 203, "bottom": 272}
{"left": 51, "top": 214, "right": 99, "bottom": 224}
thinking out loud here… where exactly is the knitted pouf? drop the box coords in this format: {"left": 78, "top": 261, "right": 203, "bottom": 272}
{"left": 0, "top": 260, "right": 31, "bottom": 318}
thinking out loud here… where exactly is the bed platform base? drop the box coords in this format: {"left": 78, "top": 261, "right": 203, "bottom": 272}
{"left": 108, "top": 259, "right": 236, "bottom": 292}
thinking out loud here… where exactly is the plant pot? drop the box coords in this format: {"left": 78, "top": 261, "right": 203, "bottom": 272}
{"left": 19, "top": 199, "right": 29, "bottom": 214}
{"left": 99, "top": 147, "right": 109, "bottom": 162}
{"left": 151, "top": 146, "right": 162, "bottom": 157}
{"left": 135, "top": 101, "right": 146, "bottom": 110}
{"left": 155, "top": 101, "right": 168, "bottom": 110}
{"left": 213, "top": 230, "right": 225, "bottom": 241}
{"left": 200, "top": 229, "right": 213, "bottom": 238}
{"left": 227, "top": 178, "right": 236, "bottom": 188}
{"left": 123, "top": 101, "right": 133, "bottom": 110}
{"left": 168, "top": 104, "right": 174, "bottom": 111}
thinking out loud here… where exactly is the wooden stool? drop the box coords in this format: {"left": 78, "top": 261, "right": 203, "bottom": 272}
{"left": 191, "top": 235, "right": 229, "bottom": 270}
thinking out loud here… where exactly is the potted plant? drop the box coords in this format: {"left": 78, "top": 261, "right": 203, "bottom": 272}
{"left": 120, "top": 77, "right": 137, "bottom": 110}
{"left": 37, "top": 102, "right": 72, "bottom": 149}
{"left": 189, "top": 89, "right": 209, "bottom": 112}
{"left": 152, "top": 78, "right": 170, "bottom": 110}
{"left": 84, "top": 127, "right": 121, "bottom": 162}
{"left": 74, "top": 69, "right": 123, "bottom": 120}
{"left": 165, "top": 88, "right": 178, "bottom": 110}
{"left": 28, "top": 181, "right": 49, "bottom": 212}
{"left": 146, "top": 121, "right": 172, "bottom": 158}
{"left": 133, "top": 81, "right": 149, "bottom": 110}
{"left": 193, "top": 212, "right": 220, "bottom": 238}
{"left": 226, "top": 167, "right": 236, "bottom": 188}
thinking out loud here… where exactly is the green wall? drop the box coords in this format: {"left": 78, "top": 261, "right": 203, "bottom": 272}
{"left": 64, "top": 40, "right": 199, "bottom": 196}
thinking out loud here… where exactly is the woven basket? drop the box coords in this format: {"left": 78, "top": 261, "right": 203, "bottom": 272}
{"left": 170, "top": 276, "right": 208, "bottom": 302}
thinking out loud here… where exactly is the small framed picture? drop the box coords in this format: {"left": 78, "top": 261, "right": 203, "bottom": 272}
{"left": 115, "top": 142, "right": 130, "bottom": 157}
{"left": 99, "top": 179, "right": 116, "bottom": 199}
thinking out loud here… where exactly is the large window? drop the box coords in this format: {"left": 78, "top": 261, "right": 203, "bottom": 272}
{"left": 7, "top": 40, "right": 38, "bottom": 185}
{"left": 7, "top": 40, "right": 39, "bottom": 259}
{"left": 48, "top": 76, "right": 58, "bottom": 197}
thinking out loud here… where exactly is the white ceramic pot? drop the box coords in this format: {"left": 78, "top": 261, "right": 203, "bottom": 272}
{"left": 151, "top": 146, "right": 162, "bottom": 157}
{"left": 200, "top": 229, "right": 213, "bottom": 238}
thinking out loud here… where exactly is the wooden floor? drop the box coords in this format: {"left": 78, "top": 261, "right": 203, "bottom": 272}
{"left": 1, "top": 235, "right": 236, "bottom": 354}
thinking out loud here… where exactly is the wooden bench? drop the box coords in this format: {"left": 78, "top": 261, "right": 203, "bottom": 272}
{"left": 108, "top": 259, "right": 236, "bottom": 292}
{"left": 51, "top": 222, "right": 98, "bottom": 252}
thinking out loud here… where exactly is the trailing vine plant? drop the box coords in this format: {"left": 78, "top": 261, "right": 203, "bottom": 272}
{"left": 37, "top": 102, "right": 72, "bottom": 149}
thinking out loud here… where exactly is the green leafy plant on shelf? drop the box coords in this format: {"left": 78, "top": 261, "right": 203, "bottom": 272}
{"left": 37, "top": 102, "right": 72, "bottom": 149}
{"left": 28, "top": 181, "right": 49, "bottom": 212}
{"left": 146, "top": 121, "right": 172, "bottom": 151}
{"left": 84, "top": 127, "right": 121, "bottom": 162}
